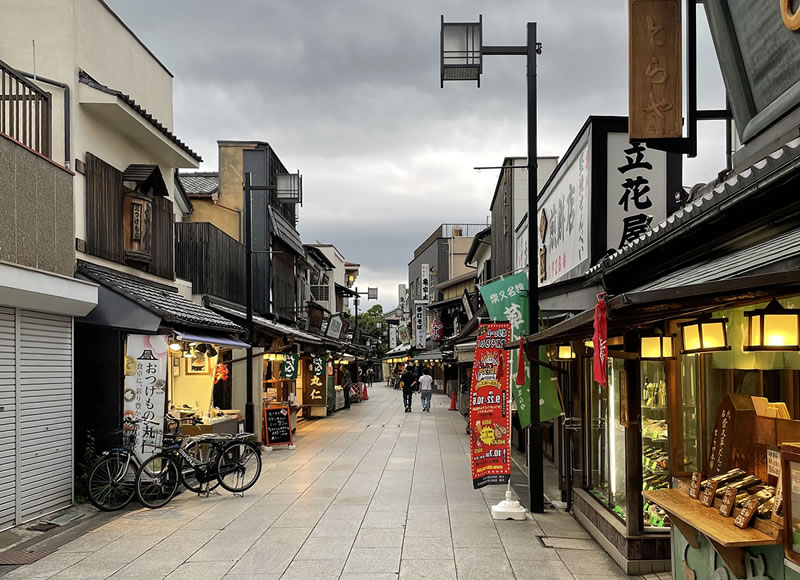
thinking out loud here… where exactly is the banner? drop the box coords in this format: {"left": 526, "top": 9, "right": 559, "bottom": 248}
{"left": 389, "top": 325, "right": 398, "bottom": 349}
{"left": 281, "top": 353, "right": 299, "bottom": 379}
{"left": 593, "top": 293, "right": 608, "bottom": 387}
{"left": 470, "top": 322, "right": 512, "bottom": 489}
{"left": 413, "top": 301, "right": 427, "bottom": 349}
{"left": 420, "top": 264, "right": 431, "bottom": 302}
{"left": 305, "top": 355, "right": 327, "bottom": 407}
{"left": 123, "top": 334, "right": 168, "bottom": 460}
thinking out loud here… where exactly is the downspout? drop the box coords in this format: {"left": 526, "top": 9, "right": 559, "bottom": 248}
{"left": 14, "top": 68, "right": 70, "bottom": 169}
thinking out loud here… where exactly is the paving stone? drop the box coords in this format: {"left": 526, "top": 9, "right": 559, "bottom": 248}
{"left": 164, "top": 561, "right": 235, "bottom": 579}
{"left": 511, "top": 558, "right": 575, "bottom": 579}
{"left": 354, "top": 527, "right": 405, "bottom": 548}
{"left": 454, "top": 546, "right": 513, "bottom": 576}
{"left": 401, "top": 537, "right": 453, "bottom": 560}
{"left": 558, "top": 548, "right": 629, "bottom": 576}
{"left": 281, "top": 558, "right": 345, "bottom": 579}
{"left": 398, "top": 558, "right": 457, "bottom": 579}
{"left": 343, "top": 547, "right": 401, "bottom": 574}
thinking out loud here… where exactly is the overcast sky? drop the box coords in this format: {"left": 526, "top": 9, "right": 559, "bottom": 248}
{"left": 108, "top": 0, "right": 728, "bottom": 311}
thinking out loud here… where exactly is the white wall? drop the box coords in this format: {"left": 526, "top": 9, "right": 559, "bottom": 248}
{"left": 512, "top": 157, "right": 559, "bottom": 232}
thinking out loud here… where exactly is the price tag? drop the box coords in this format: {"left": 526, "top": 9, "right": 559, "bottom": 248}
{"left": 772, "top": 470, "right": 783, "bottom": 522}
{"left": 700, "top": 480, "right": 719, "bottom": 507}
{"left": 719, "top": 487, "right": 737, "bottom": 517}
{"left": 689, "top": 472, "right": 702, "bottom": 499}
{"left": 734, "top": 498, "right": 760, "bottom": 529}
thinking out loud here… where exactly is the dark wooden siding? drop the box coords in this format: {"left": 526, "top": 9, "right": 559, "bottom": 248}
{"left": 272, "top": 239, "right": 296, "bottom": 322}
{"left": 175, "top": 222, "right": 246, "bottom": 305}
{"left": 150, "top": 195, "right": 174, "bottom": 279}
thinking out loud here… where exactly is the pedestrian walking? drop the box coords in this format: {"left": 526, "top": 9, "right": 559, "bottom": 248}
{"left": 342, "top": 367, "right": 352, "bottom": 409}
{"left": 400, "top": 364, "right": 417, "bottom": 412}
{"left": 366, "top": 367, "right": 374, "bottom": 387}
{"left": 418, "top": 367, "right": 433, "bottom": 412}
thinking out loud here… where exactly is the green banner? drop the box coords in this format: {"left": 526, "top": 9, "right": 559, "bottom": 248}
{"left": 479, "top": 272, "right": 563, "bottom": 426}
{"left": 280, "top": 353, "right": 299, "bottom": 379}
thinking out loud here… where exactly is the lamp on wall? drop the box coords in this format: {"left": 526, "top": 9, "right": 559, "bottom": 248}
{"left": 679, "top": 314, "right": 730, "bottom": 354}
{"left": 640, "top": 335, "right": 675, "bottom": 360}
{"left": 555, "top": 344, "right": 576, "bottom": 360}
{"left": 168, "top": 340, "right": 182, "bottom": 352}
{"left": 744, "top": 298, "right": 800, "bottom": 351}
{"left": 583, "top": 339, "right": 594, "bottom": 349}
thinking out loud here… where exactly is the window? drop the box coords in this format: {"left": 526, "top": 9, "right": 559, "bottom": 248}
{"left": 311, "top": 284, "right": 330, "bottom": 302}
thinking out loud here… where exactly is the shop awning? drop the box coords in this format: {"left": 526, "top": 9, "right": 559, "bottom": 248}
{"left": 208, "top": 302, "right": 323, "bottom": 345}
{"left": 523, "top": 268, "right": 800, "bottom": 347}
{"left": 176, "top": 331, "right": 249, "bottom": 349}
{"left": 411, "top": 351, "right": 445, "bottom": 362}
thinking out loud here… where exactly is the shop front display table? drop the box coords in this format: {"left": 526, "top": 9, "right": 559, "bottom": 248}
{"left": 644, "top": 488, "right": 781, "bottom": 578}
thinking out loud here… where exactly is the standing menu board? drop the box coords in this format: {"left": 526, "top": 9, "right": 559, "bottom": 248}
{"left": 264, "top": 405, "right": 293, "bottom": 448}
{"left": 469, "top": 322, "right": 512, "bottom": 489}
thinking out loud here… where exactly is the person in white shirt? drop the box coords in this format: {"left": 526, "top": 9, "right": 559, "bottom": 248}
{"left": 418, "top": 368, "right": 433, "bottom": 412}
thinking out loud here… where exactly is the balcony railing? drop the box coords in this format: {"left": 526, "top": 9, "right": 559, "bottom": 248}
{"left": 0, "top": 58, "right": 51, "bottom": 158}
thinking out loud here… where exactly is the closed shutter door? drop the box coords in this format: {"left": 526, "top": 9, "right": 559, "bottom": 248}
{"left": 0, "top": 307, "right": 15, "bottom": 530}
{"left": 18, "top": 310, "right": 72, "bottom": 522}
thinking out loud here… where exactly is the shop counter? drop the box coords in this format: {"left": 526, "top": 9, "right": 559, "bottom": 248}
{"left": 179, "top": 416, "right": 239, "bottom": 437}
{"left": 334, "top": 386, "right": 345, "bottom": 411}
{"left": 644, "top": 488, "right": 783, "bottom": 579}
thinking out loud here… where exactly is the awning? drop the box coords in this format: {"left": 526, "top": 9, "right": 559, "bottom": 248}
{"left": 176, "top": 331, "right": 249, "bottom": 349}
{"left": 269, "top": 207, "right": 304, "bottom": 256}
{"left": 523, "top": 268, "right": 800, "bottom": 347}
{"left": 384, "top": 344, "right": 410, "bottom": 357}
{"left": 335, "top": 283, "right": 357, "bottom": 297}
{"left": 1, "top": 261, "right": 98, "bottom": 318}
{"left": 208, "top": 302, "right": 323, "bottom": 345}
{"left": 411, "top": 351, "right": 445, "bottom": 362}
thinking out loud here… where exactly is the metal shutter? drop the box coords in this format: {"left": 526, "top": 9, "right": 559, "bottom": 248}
{"left": 17, "top": 310, "right": 73, "bottom": 522}
{"left": 0, "top": 307, "right": 16, "bottom": 530}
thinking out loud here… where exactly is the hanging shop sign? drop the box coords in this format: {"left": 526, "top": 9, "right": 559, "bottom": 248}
{"left": 398, "top": 324, "right": 411, "bottom": 345}
{"left": 704, "top": 0, "right": 800, "bottom": 151}
{"left": 304, "top": 355, "right": 327, "bottom": 408}
{"left": 628, "top": 0, "right": 682, "bottom": 140}
{"left": 469, "top": 322, "right": 512, "bottom": 489}
{"left": 462, "top": 289, "right": 474, "bottom": 320}
{"left": 325, "top": 314, "right": 344, "bottom": 339}
{"left": 414, "top": 301, "right": 427, "bottom": 349}
{"left": 430, "top": 316, "right": 445, "bottom": 342}
{"left": 280, "top": 353, "right": 299, "bottom": 379}
{"left": 515, "top": 218, "right": 529, "bottom": 271}
{"left": 420, "top": 263, "right": 431, "bottom": 302}
{"left": 123, "top": 334, "right": 168, "bottom": 460}
{"left": 389, "top": 325, "right": 398, "bottom": 349}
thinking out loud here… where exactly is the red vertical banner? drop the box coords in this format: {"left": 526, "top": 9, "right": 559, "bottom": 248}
{"left": 469, "top": 322, "right": 512, "bottom": 489}
{"left": 593, "top": 293, "right": 608, "bottom": 387}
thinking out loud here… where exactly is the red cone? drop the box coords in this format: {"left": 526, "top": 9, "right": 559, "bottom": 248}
{"left": 449, "top": 390, "right": 457, "bottom": 411}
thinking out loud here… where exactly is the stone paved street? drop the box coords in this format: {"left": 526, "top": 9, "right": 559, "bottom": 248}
{"left": 1, "top": 385, "right": 666, "bottom": 579}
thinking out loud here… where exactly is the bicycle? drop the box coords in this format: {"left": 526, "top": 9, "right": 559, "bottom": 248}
{"left": 135, "top": 431, "right": 262, "bottom": 509}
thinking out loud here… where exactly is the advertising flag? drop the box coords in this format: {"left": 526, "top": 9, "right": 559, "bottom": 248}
{"left": 281, "top": 353, "right": 299, "bottom": 379}
{"left": 123, "top": 334, "right": 168, "bottom": 461}
{"left": 593, "top": 293, "right": 608, "bottom": 387}
{"left": 469, "top": 322, "right": 512, "bottom": 489}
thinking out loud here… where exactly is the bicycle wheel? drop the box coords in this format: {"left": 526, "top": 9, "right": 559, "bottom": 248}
{"left": 180, "top": 439, "right": 221, "bottom": 493}
{"left": 216, "top": 441, "right": 262, "bottom": 493}
{"left": 87, "top": 452, "right": 137, "bottom": 511}
{"left": 135, "top": 454, "right": 180, "bottom": 509}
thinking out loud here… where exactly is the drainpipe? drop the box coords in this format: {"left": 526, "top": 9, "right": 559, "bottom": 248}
{"left": 14, "top": 68, "right": 70, "bottom": 169}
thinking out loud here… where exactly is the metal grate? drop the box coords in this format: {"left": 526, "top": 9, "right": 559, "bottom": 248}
{"left": 0, "top": 551, "right": 53, "bottom": 565}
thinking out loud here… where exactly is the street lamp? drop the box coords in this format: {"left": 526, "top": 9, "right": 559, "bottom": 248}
{"left": 353, "top": 287, "right": 379, "bottom": 330}
{"left": 440, "top": 15, "right": 544, "bottom": 513}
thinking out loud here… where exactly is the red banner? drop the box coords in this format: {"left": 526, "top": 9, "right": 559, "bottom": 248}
{"left": 593, "top": 293, "right": 608, "bottom": 387}
{"left": 469, "top": 322, "right": 512, "bottom": 489}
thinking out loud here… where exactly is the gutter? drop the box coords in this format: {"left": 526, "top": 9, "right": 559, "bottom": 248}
{"left": 14, "top": 68, "right": 70, "bottom": 170}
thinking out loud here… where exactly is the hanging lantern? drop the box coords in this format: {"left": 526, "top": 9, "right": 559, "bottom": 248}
{"left": 640, "top": 335, "right": 675, "bottom": 360}
{"left": 555, "top": 344, "right": 576, "bottom": 360}
{"left": 583, "top": 339, "right": 594, "bottom": 349}
{"left": 679, "top": 315, "right": 730, "bottom": 354}
{"left": 744, "top": 298, "right": 800, "bottom": 351}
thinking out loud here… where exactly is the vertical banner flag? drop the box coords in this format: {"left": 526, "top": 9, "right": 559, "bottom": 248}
{"left": 593, "top": 293, "right": 608, "bottom": 387}
{"left": 305, "top": 355, "right": 327, "bottom": 407}
{"left": 414, "top": 301, "right": 427, "bottom": 349}
{"left": 123, "top": 334, "right": 168, "bottom": 460}
{"left": 470, "top": 322, "right": 512, "bottom": 489}
{"left": 480, "top": 272, "right": 563, "bottom": 426}
{"left": 389, "top": 325, "right": 398, "bottom": 349}
{"left": 281, "top": 353, "right": 300, "bottom": 379}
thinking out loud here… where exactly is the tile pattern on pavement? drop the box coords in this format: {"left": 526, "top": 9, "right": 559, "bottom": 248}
{"left": 0, "top": 384, "right": 670, "bottom": 579}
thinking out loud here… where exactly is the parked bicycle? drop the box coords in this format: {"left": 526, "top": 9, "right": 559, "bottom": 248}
{"left": 135, "top": 431, "right": 262, "bottom": 509}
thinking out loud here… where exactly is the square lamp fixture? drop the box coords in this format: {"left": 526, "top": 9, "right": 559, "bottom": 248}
{"left": 679, "top": 315, "right": 730, "bottom": 354}
{"left": 276, "top": 172, "right": 302, "bottom": 204}
{"left": 440, "top": 15, "right": 482, "bottom": 87}
{"left": 744, "top": 298, "right": 800, "bottom": 351}
{"left": 640, "top": 335, "right": 674, "bottom": 360}
{"left": 556, "top": 344, "right": 576, "bottom": 360}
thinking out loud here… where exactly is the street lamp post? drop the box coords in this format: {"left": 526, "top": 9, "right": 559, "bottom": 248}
{"left": 440, "top": 16, "right": 544, "bottom": 513}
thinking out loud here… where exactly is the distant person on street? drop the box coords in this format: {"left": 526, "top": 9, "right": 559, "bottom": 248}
{"left": 400, "top": 364, "right": 417, "bottom": 412}
{"left": 418, "top": 367, "right": 433, "bottom": 412}
{"left": 342, "top": 367, "right": 352, "bottom": 409}
{"left": 366, "top": 367, "right": 374, "bottom": 387}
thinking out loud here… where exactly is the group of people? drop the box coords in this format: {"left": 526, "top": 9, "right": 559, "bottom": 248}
{"left": 397, "top": 363, "right": 433, "bottom": 413}
{"left": 340, "top": 365, "right": 375, "bottom": 409}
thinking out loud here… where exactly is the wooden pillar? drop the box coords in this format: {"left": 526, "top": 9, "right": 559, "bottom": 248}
{"left": 624, "top": 330, "right": 644, "bottom": 536}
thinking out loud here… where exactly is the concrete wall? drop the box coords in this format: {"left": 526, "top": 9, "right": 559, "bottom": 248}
{"left": 0, "top": 135, "right": 75, "bottom": 277}
{"left": 442, "top": 279, "right": 474, "bottom": 301}
{"left": 449, "top": 237, "right": 474, "bottom": 280}
{"left": 512, "top": 157, "right": 559, "bottom": 232}
{"left": 189, "top": 198, "right": 241, "bottom": 241}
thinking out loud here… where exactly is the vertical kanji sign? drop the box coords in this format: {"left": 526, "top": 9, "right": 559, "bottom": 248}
{"left": 123, "top": 334, "right": 167, "bottom": 460}
{"left": 629, "top": 0, "right": 682, "bottom": 139}
{"left": 469, "top": 322, "right": 512, "bottom": 489}
{"left": 281, "top": 353, "right": 299, "bottom": 379}
{"left": 304, "top": 355, "right": 327, "bottom": 408}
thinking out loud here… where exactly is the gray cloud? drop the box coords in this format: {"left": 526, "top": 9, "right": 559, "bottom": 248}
{"left": 108, "top": 0, "right": 727, "bottom": 310}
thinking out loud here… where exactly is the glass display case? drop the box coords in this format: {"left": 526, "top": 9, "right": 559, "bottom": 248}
{"left": 641, "top": 360, "right": 670, "bottom": 528}
{"left": 782, "top": 443, "right": 800, "bottom": 566}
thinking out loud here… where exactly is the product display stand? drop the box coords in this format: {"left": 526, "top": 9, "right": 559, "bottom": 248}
{"left": 491, "top": 483, "right": 527, "bottom": 520}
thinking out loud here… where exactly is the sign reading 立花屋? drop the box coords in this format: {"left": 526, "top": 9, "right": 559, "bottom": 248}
{"left": 413, "top": 301, "right": 427, "bottom": 349}
{"left": 469, "top": 322, "right": 512, "bottom": 489}
{"left": 123, "top": 334, "right": 168, "bottom": 461}
{"left": 629, "top": 0, "right": 682, "bottom": 140}
{"left": 420, "top": 264, "right": 431, "bottom": 302}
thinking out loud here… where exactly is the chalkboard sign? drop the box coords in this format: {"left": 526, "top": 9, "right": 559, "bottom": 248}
{"left": 264, "top": 405, "right": 293, "bottom": 447}
{"left": 719, "top": 487, "right": 738, "bottom": 517}
{"left": 689, "top": 472, "right": 702, "bottom": 499}
{"left": 700, "top": 480, "right": 720, "bottom": 508}
{"left": 734, "top": 498, "right": 760, "bottom": 529}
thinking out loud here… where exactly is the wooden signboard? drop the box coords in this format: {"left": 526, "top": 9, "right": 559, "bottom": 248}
{"left": 263, "top": 405, "right": 294, "bottom": 449}
{"left": 708, "top": 394, "right": 756, "bottom": 477}
{"left": 719, "top": 487, "right": 738, "bottom": 517}
{"left": 700, "top": 480, "right": 719, "bottom": 507}
{"left": 734, "top": 498, "right": 760, "bottom": 529}
{"left": 629, "top": 0, "right": 683, "bottom": 139}
{"left": 689, "top": 472, "right": 702, "bottom": 499}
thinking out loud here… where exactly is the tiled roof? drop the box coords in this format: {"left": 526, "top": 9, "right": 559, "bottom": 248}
{"left": 177, "top": 172, "right": 219, "bottom": 196}
{"left": 77, "top": 260, "right": 243, "bottom": 332}
{"left": 78, "top": 70, "right": 202, "bottom": 163}
{"left": 587, "top": 137, "right": 800, "bottom": 277}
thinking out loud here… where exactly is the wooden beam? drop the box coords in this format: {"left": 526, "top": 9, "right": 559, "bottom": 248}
{"left": 708, "top": 538, "right": 746, "bottom": 579}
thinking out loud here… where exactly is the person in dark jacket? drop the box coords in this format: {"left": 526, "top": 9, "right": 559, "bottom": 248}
{"left": 342, "top": 367, "right": 352, "bottom": 409}
{"left": 400, "top": 364, "right": 418, "bottom": 412}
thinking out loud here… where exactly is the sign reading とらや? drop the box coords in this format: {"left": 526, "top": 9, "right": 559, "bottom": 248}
{"left": 469, "top": 322, "right": 512, "bottom": 489}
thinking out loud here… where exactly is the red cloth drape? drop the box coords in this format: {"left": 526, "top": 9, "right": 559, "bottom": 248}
{"left": 593, "top": 293, "right": 608, "bottom": 387}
